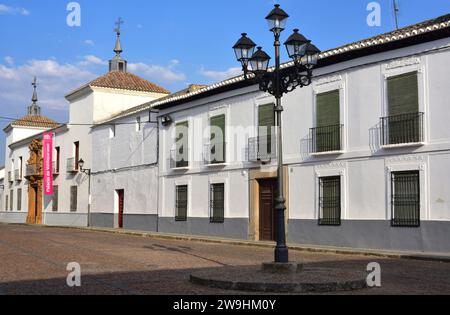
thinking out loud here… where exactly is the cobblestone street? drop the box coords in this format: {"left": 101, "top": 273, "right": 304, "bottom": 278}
{"left": 0, "top": 223, "right": 449, "bottom": 295}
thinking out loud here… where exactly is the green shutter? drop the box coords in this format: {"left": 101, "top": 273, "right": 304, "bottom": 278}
{"left": 316, "top": 90, "right": 340, "bottom": 127}
{"left": 315, "top": 90, "right": 340, "bottom": 152}
{"left": 388, "top": 72, "right": 419, "bottom": 116}
{"left": 175, "top": 121, "right": 189, "bottom": 167}
{"left": 210, "top": 115, "right": 226, "bottom": 163}
{"left": 258, "top": 104, "right": 275, "bottom": 155}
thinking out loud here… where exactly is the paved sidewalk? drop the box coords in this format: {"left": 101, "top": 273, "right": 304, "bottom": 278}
{"left": 38, "top": 224, "right": 450, "bottom": 263}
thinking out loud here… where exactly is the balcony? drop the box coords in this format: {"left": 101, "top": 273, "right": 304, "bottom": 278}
{"left": 204, "top": 142, "right": 226, "bottom": 166}
{"left": 248, "top": 135, "right": 277, "bottom": 163}
{"left": 14, "top": 169, "right": 21, "bottom": 181}
{"left": 381, "top": 112, "right": 424, "bottom": 147}
{"left": 310, "top": 124, "right": 344, "bottom": 155}
{"left": 7, "top": 171, "right": 13, "bottom": 182}
{"left": 169, "top": 148, "right": 189, "bottom": 170}
{"left": 25, "top": 164, "right": 41, "bottom": 177}
{"left": 66, "top": 158, "right": 78, "bottom": 173}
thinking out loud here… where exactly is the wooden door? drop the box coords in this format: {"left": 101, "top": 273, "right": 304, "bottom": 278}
{"left": 117, "top": 190, "right": 124, "bottom": 228}
{"left": 259, "top": 179, "right": 277, "bottom": 241}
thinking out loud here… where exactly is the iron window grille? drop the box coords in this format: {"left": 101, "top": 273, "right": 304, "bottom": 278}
{"left": 319, "top": 176, "right": 341, "bottom": 226}
{"left": 52, "top": 186, "right": 58, "bottom": 212}
{"left": 310, "top": 124, "right": 343, "bottom": 153}
{"left": 210, "top": 183, "right": 225, "bottom": 223}
{"left": 70, "top": 186, "right": 78, "bottom": 212}
{"left": 391, "top": 171, "right": 420, "bottom": 227}
{"left": 17, "top": 189, "right": 22, "bottom": 211}
{"left": 175, "top": 185, "right": 188, "bottom": 221}
{"left": 381, "top": 112, "right": 424, "bottom": 146}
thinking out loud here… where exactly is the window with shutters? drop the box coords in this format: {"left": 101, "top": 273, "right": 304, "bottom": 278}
{"left": 381, "top": 72, "right": 423, "bottom": 145}
{"left": 210, "top": 183, "right": 225, "bottom": 223}
{"left": 70, "top": 186, "right": 77, "bottom": 212}
{"left": 52, "top": 186, "right": 59, "bottom": 212}
{"left": 311, "top": 90, "right": 342, "bottom": 153}
{"left": 208, "top": 115, "right": 226, "bottom": 164}
{"left": 17, "top": 189, "right": 22, "bottom": 211}
{"left": 5, "top": 195, "right": 8, "bottom": 212}
{"left": 258, "top": 103, "right": 275, "bottom": 158}
{"left": 318, "top": 176, "right": 341, "bottom": 226}
{"left": 10, "top": 190, "right": 13, "bottom": 211}
{"left": 391, "top": 171, "right": 420, "bottom": 227}
{"left": 172, "top": 121, "right": 189, "bottom": 168}
{"left": 175, "top": 185, "right": 188, "bottom": 221}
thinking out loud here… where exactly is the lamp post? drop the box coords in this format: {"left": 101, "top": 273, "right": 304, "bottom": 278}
{"left": 233, "top": 4, "right": 320, "bottom": 263}
{"left": 78, "top": 158, "right": 92, "bottom": 227}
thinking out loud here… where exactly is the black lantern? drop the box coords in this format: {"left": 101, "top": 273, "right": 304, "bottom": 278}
{"left": 301, "top": 42, "right": 321, "bottom": 69}
{"left": 250, "top": 47, "right": 271, "bottom": 73}
{"left": 233, "top": 33, "right": 257, "bottom": 67}
{"left": 78, "top": 158, "right": 85, "bottom": 171}
{"left": 265, "top": 4, "right": 289, "bottom": 33}
{"left": 284, "top": 29, "right": 309, "bottom": 60}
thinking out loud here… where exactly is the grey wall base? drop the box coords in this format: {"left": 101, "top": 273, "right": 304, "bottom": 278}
{"left": 90, "top": 213, "right": 115, "bottom": 228}
{"left": 288, "top": 220, "right": 450, "bottom": 253}
{"left": 90, "top": 213, "right": 158, "bottom": 232}
{"left": 0, "top": 212, "right": 27, "bottom": 224}
{"left": 44, "top": 212, "right": 88, "bottom": 227}
{"left": 158, "top": 217, "right": 248, "bottom": 240}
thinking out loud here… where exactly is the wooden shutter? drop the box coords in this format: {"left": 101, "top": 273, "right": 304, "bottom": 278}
{"left": 52, "top": 186, "right": 58, "bottom": 212}
{"left": 316, "top": 90, "right": 340, "bottom": 127}
{"left": 210, "top": 183, "right": 225, "bottom": 223}
{"left": 258, "top": 104, "right": 275, "bottom": 154}
{"left": 210, "top": 115, "right": 226, "bottom": 163}
{"left": 175, "top": 121, "right": 189, "bottom": 167}
{"left": 388, "top": 72, "right": 419, "bottom": 116}
{"left": 175, "top": 185, "right": 188, "bottom": 221}
{"left": 17, "top": 189, "right": 22, "bottom": 211}
{"left": 70, "top": 186, "right": 77, "bottom": 212}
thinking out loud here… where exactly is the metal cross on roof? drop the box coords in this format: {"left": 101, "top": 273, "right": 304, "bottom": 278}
{"left": 32, "top": 76, "right": 37, "bottom": 89}
{"left": 114, "top": 17, "right": 124, "bottom": 34}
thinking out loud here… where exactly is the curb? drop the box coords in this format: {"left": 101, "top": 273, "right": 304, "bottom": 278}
{"left": 6, "top": 223, "right": 450, "bottom": 263}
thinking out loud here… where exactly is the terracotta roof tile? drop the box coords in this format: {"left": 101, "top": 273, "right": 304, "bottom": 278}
{"left": 89, "top": 71, "right": 171, "bottom": 94}
{"left": 11, "top": 115, "right": 59, "bottom": 129}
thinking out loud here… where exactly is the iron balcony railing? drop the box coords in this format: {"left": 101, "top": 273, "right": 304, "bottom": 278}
{"left": 204, "top": 142, "right": 226, "bottom": 165}
{"left": 169, "top": 148, "right": 189, "bottom": 169}
{"left": 25, "top": 164, "right": 41, "bottom": 177}
{"left": 7, "top": 171, "right": 13, "bottom": 182}
{"left": 14, "top": 169, "right": 21, "bottom": 181}
{"left": 381, "top": 112, "right": 424, "bottom": 146}
{"left": 310, "top": 124, "right": 343, "bottom": 154}
{"left": 66, "top": 157, "right": 78, "bottom": 173}
{"left": 248, "top": 135, "right": 277, "bottom": 163}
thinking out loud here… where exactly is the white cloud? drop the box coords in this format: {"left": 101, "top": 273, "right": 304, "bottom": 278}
{"left": 0, "top": 58, "right": 97, "bottom": 111}
{"left": 0, "top": 57, "right": 187, "bottom": 113}
{"left": 84, "top": 39, "right": 95, "bottom": 46}
{"left": 0, "top": 4, "right": 30, "bottom": 15}
{"left": 198, "top": 66, "right": 242, "bottom": 82}
{"left": 4, "top": 56, "right": 14, "bottom": 65}
{"left": 128, "top": 60, "right": 186, "bottom": 84}
{"left": 78, "top": 55, "right": 107, "bottom": 66}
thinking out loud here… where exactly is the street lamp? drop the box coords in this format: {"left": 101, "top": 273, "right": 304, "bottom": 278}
{"left": 233, "top": 4, "right": 320, "bottom": 264}
{"left": 78, "top": 158, "right": 92, "bottom": 227}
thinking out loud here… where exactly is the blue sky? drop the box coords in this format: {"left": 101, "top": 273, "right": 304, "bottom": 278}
{"left": 0, "top": 0, "right": 449, "bottom": 165}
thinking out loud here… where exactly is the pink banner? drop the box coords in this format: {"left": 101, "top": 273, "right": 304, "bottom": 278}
{"left": 43, "top": 132, "right": 53, "bottom": 195}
